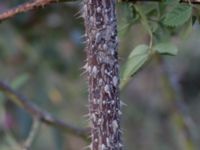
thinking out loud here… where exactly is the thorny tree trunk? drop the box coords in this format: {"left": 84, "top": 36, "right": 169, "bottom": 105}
{"left": 83, "top": 0, "right": 122, "bottom": 150}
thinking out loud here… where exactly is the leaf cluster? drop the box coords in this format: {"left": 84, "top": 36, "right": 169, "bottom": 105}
{"left": 120, "top": 1, "right": 199, "bottom": 88}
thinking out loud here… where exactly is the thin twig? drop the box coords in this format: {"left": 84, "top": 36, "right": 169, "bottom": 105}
{"left": 22, "top": 118, "right": 41, "bottom": 150}
{"left": 0, "top": 0, "right": 72, "bottom": 22}
{"left": 0, "top": 81, "right": 89, "bottom": 141}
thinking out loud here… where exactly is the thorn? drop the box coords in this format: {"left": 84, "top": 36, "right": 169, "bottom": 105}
{"left": 120, "top": 100, "right": 127, "bottom": 106}
{"left": 83, "top": 113, "right": 90, "bottom": 118}
{"left": 82, "top": 143, "right": 92, "bottom": 150}
{"left": 104, "top": 84, "right": 111, "bottom": 98}
{"left": 101, "top": 144, "right": 107, "bottom": 150}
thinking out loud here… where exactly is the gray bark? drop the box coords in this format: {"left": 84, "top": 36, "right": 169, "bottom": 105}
{"left": 83, "top": 0, "right": 122, "bottom": 149}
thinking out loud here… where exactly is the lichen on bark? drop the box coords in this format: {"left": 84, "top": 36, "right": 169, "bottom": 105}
{"left": 83, "top": 0, "right": 122, "bottom": 149}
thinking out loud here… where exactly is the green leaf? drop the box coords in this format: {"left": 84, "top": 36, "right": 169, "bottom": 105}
{"left": 11, "top": 74, "right": 29, "bottom": 89}
{"left": 121, "top": 45, "right": 149, "bottom": 89}
{"left": 128, "top": 45, "right": 148, "bottom": 58}
{"left": 162, "top": 4, "right": 192, "bottom": 27}
{"left": 154, "top": 42, "right": 178, "bottom": 56}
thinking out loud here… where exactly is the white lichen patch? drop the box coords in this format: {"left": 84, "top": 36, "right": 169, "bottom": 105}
{"left": 104, "top": 84, "right": 111, "bottom": 98}
{"left": 118, "top": 143, "right": 123, "bottom": 148}
{"left": 98, "top": 118, "right": 102, "bottom": 125}
{"left": 92, "top": 113, "right": 97, "bottom": 122}
{"left": 92, "top": 65, "right": 98, "bottom": 77}
{"left": 101, "top": 144, "right": 106, "bottom": 150}
{"left": 103, "top": 43, "right": 108, "bottom": 50}
{"left": 106, "top": 137, "right": 110, "bottom": 147}
{"left": 97, "top": 7, "right": 101, "bottom": 13}
{"left": 111, "top": 100, "right": 115, "bottom": 105}
{"left": 94, "top": 138, "right": 98, "bottom": 143}
{"left": 98, "top": 78, "right": 103, "bottom": 85}
{"left": 112, "top": 76, "right": 118, "bottom": 87}
{"left": 107, "top": 110, "right": 111, "bottom": 114}
{"left": 118, "top": 110, "right": 122, "bottom": 115}
{"left": 112, "top": 120, "right": 118, "bottom": 133}
{"left": 102, "top": 100, "right": 106, "bottom": 105}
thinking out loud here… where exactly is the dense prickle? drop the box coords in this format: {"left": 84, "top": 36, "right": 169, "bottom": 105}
{"left": 83, "top": 0, "right": 122, "bottom": 150}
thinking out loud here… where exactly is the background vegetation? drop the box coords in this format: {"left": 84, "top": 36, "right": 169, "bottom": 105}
{"left": 0, "top": 0, "right": 200, "bottom": 150}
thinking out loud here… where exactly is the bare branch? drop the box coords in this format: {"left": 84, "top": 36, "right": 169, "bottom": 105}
{"left": 22, "top": 118, "right": 41, "bottom": 150}
{"left": 0, "top": 81, "right": 89, "bottom": 141}
{"left": 0, "top": 0, "right": 73, "bottom": 22}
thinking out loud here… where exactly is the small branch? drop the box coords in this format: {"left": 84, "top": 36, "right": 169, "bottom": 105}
{"left": 0, "top": 81, "right": 89, "bottom": 141}
{"left": 22, "top": 118, "right": 41, "bottom": 150}
{"left": 4, "top": 129, "right": 22, "bottom": 150}
{"left": 0, "top": 0, "right": 72, "bottom": 22}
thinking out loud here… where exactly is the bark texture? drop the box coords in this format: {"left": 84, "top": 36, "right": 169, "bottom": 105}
{"left": 83, "top": 0, "right": 122, "bottom": 149}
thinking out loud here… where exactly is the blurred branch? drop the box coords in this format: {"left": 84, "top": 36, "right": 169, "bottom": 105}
{"left": 0, "top": 81, "right": 89, "bottom": 141}
{"left": 4, "top": 128, "right": 22, "bottom": 150}
{"left": 0, "top": 0, "right": 74, "bottom": 22}
{"left": 22, "top": 118, "right": 41, "bottom": 150}
{"left": 155, "top": 54, "right": 198, "bottom": 150}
